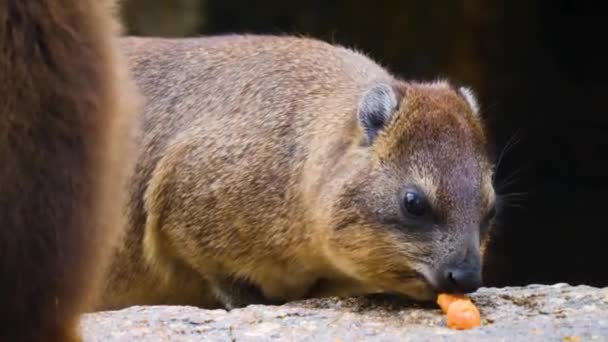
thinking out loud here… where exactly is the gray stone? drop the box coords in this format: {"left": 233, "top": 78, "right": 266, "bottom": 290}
{"left": 81, "top": 284, "right": 608, "bottom": 341}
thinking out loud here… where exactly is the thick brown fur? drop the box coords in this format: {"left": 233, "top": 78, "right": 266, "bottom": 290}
{"left": 0, "top": 1, "right": 138, "bottom": 341}
{"left": 100, "top": 35, "right": 495, "bottom": 310}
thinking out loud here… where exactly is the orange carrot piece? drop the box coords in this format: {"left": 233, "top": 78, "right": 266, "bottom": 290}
{"left": 436, "top": 293, "right": 467, "bottom": 313}
{"left": 436, "top": 293, "right": 481, "bottom": 330}
{"left": 446, "top": 299, "right": 481, "bottom": 329}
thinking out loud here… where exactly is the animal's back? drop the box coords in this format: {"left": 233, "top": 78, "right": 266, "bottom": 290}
{"left": 121, "top": 35, "right": 391, "bottom": 143}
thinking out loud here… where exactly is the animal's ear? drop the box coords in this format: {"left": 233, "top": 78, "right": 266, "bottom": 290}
{"left": 357, "top": 83, "right": 400, "bottom": 145}
{"left": 459, "top": 86, "right": 480, "bottom": 115}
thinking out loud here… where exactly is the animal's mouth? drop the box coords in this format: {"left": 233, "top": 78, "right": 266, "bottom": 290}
{"left": 416, "top": 266, "right": 445, "bottom": 292}
{"left": 383, "top": 271, "right": 438, "bottom": 301}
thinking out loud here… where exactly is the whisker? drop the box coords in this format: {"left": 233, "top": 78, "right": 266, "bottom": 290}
{"left": 496, "top": 191, "right": 532, "bottom": 212}
{"left": 494, "top": 129, "right": 523, "bottom": 178}
{"left": 496, "top": 165, "right": 527, "bottom": 191}
{"left": 499, "top": 191, "right": 531, "bottom": 199}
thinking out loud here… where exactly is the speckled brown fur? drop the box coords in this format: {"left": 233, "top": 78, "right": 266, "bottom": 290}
{"left": 0, "top": 1, "right": 138, "bottom": 341}
{"left": 100, "top": 35, "right": 495, "bottom": 310}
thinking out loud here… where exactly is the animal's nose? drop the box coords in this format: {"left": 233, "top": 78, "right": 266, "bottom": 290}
{"left": 445, "top": 267, "right": 482, "bottom": 293}
{"left": 435, "top": 265, "right": 482, "bottom": 294}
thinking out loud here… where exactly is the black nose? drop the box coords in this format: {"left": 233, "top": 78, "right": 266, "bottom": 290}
{"left": 436, "top": 267, "right": 482, "bottom": 294}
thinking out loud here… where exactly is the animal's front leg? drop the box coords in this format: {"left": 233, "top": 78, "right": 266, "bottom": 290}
{"left": 210, "top": 276, "right": 286, "bottom": 310}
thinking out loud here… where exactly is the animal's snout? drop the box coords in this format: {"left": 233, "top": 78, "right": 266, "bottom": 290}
{"left": 432, "top": 245, "right": 482, "bottom": 294}
{"left": 439, "top": 266, "right": 482, "bottom": 293}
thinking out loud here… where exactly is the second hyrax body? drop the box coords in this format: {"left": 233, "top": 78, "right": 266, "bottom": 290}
{"left": 101, "top": 35, "right": 496, "bottom": 310}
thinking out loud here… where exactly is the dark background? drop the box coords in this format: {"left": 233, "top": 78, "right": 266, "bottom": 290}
{"left": 121, "top": 0, "right": 608, "bottom": 287}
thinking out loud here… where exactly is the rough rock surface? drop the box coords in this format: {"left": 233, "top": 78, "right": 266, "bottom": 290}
{"left": 82, "top": 284, "right": 608, "bottom": 341}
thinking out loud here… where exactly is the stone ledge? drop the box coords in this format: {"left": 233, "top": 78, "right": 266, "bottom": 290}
{"left": 82, "top": 284, "right": 608, "bottom": 341}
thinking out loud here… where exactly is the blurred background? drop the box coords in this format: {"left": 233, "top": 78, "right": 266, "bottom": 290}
{"left": 121, "top": 0, "right": 607, "bottom": 287}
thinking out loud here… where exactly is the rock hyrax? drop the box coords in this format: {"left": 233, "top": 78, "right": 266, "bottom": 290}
{"left": 100, "top": 35, "right": 496, "bottom": 310}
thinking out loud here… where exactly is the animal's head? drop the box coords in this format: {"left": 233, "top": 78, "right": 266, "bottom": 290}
{"left": 321, "top": 80, "right": 496, "bottom": 301}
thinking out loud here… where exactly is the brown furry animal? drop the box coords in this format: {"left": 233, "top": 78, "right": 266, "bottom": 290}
{"left": 0, "top": 1, "right": 138, "bottom": 341}
{"left": 100, "top": 35, "right": 496, "bottom": 310}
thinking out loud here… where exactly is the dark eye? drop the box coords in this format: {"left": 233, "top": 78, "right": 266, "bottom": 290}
{"left": 403, "top": 191, "right": 427, "bottom": 217}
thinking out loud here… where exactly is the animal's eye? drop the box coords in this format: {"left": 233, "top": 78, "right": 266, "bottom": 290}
{"left": 402, "top": 191, "right": 427, "bottom": 217}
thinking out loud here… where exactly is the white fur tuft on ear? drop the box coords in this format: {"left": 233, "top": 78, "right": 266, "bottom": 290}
{"left": 459, "top": 86, "right": 480, "bottom": 114}
{"left": 430, "top": 79, "right": 450, "bottom": 88}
